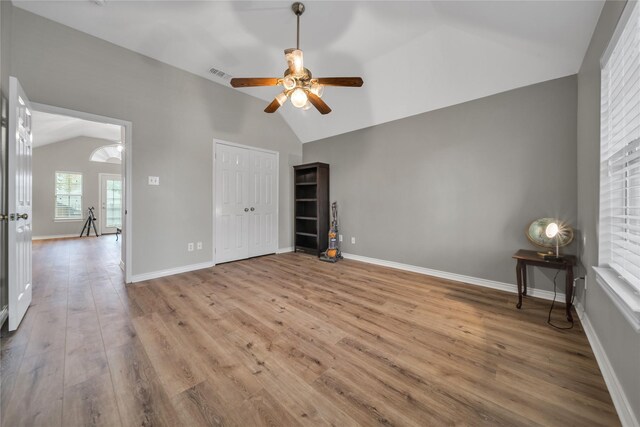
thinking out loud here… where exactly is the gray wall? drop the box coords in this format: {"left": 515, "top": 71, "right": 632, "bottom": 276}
{"left": 6, "top": 5, "right": 302, "bottom": 276}
{"left": 304, "top": 75, "right": 578, "bottom": 292}
{"left": 32, "top": 136, "right": 121, "bottom": 238}
{"left": 577, "top": 0, "right": 640, "bottom": 421}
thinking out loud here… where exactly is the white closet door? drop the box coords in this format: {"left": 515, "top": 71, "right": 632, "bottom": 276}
{"left": 215, "top": 144, "right": 250, "bottom": 263}
{"left": 248, "top": 150, "right": 278, "bottom": 257}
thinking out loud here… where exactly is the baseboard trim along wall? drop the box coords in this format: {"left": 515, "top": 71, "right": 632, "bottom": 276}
{"left": 32, "top": 234, "right": 79, "bottom": 240}
{"left": 130, "top": 261, "right": 215, "bottom": 283}
{"left": 575, "top": 303, "right": 639, "bottom": 427}
{"left": 276, "top": 247, "right": 294, "bottom": 254}
{"left": 341, "top": 252, "right": 565, "bottom": 302}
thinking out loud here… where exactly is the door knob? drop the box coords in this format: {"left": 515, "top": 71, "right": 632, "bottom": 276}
{"left": 0, "top": 214, "right": 7, "bottom": 221}
{"left": 244, "top": 208, "right": 249, "bottom": 212}
{"left": 16, "top": 213, "right": 28, "bottom": 220}
{"left": 250, "top": 207, "right": 255, "bottom": 211}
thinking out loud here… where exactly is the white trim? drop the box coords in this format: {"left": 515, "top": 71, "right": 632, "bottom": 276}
{"left": 213, "top": 139, "right": 279, "bottom": 156}
{"left": 341, "top": 253, "right": 565, "bottom": 301}
{"left": 593, "top": 267, "right": 640, "bottom": 332}
{"left": 601, "top": 1, "right": 638, "bottom": 67}
{"left": 31, "top": 102, "right": 133, "bottom": 283}
{"left": 575, "top": 302, "right": 640, "bottom": 427}
{"left": 32, "top": 234, "right": 79, "bottom": 240}
{"left": 119, "top": 260, "right": 125, "bottom": 271}
{"left": 276, "top": 247, "right": 294, "bottom": 254}
{"left": 130, "top": 261, "right": 215, "bottom": 283}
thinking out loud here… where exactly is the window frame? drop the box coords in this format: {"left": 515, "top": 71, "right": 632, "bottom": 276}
{"left": 598, "top": 0, "right": 640, "bottom": 332}
{"left": 54, "top": 171, "right": 84, "bottom": 222}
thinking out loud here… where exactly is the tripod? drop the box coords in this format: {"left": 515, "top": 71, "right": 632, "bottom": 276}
{"left": 80, "top": 207, "right": 99, "bottom": 237}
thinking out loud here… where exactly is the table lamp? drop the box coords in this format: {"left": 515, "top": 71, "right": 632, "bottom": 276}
{"left": 543, "top": 221, "right": 564, "bottom": 261}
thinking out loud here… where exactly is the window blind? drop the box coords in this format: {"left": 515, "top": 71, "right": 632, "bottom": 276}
{"left": 600, "top": 1, "right": 640, "bottom": 292}
{"left": 55, "top": 172, "right": 83, "bottom": 220}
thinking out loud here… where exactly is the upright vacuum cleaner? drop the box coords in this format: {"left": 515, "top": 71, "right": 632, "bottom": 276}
{"left": 320, "top": 202, "right": 343, "bottom": 263}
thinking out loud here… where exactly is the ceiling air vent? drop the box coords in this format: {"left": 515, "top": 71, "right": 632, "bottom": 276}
{"left": 209, "top": 67, "right": 232, "bottom": 82}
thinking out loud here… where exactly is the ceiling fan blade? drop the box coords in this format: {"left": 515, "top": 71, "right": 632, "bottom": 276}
{"left": 307, "top": 92, "right": 331, "bottom": 115}
{"left": 316, "top": 77, "right": 363, "bottom": 87}
{"left": 264, "top": 98, "right": 282, "bottom": 113}
{"left": 230, "top": 78, "right": 280, "bottom": 88}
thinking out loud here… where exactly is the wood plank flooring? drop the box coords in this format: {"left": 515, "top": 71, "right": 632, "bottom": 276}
{"left": 1, "top": 237, "right": 619, "bottom": 426}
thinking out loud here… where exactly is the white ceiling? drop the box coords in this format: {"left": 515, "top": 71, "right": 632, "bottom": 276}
{"left": 32, "top": 110, "right": 122, "bottom": 147}
{"left": 15, "top": 1, "right": 604, "bottom": 143}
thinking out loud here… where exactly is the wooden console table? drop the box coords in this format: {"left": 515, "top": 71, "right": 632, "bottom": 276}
{"left": 512, "top": 249, "right": 577, "bottom": 321}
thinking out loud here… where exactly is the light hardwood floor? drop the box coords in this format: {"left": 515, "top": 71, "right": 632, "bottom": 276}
{"left": 1, "top": 237, "right": 619, "bottom": 426}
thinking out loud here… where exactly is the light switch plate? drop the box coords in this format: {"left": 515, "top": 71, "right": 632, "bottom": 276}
{"left": 148, "top": 176, "right": 160, "bottom": 185}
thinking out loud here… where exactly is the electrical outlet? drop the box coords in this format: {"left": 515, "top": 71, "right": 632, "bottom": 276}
{"left": 339, "top": 234, "right": 343, "bottom": 242}
{"left": 148, "top": 176, "right": 160, "bottom": 186}
{"left": 188, "top": 242, "right": 194, "bottom": 252}
{"left": 351, "top": 237, "right": 356, "bottom": 244}
{"left": 197, "top": 241, "right": 202, "bottom": 250}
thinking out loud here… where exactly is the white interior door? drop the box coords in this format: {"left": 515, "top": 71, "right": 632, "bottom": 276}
{"left": 99, "top": 173, "right": 122, "bottom": 234}
{"left": 8, "top": 77, "right": 33, "bottom": 331}
{"left": 215, "top": 144, "right": 250, "bottom": 263}
{"left": 248, "top": 150, "right": 278, "bottom": 257}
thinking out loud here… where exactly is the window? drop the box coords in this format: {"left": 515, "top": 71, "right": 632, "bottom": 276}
{"left": 599, "top": 1, "right": 640, "bottom": 331}
{"left": 55, "top": 172, "right": 83, "bottom": 220}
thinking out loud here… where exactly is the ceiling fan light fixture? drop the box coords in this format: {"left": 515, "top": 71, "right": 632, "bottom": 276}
{"left": 310, "top": 82, "right": 324, "bottom": 98}
{"left": 283, "top": 75, "right": 296, "bottom": 91}
{"left": 228, "top": 2, "right": 362, "bottom": 115}
{"left": 290, "top": 88, "right": 308, "bottom": 108}
{"left": 275, "top": 92, "right": 288, "bottom": 106}
{"left": 285, "top": 49, "right": 305, "bottom": 76}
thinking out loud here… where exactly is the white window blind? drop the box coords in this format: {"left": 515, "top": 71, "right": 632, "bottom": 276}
{"left": 600, "top": 1, "right": 640, "bottom": 292}
{"left": 55, "top": 172, "right": 83, "bottom": 220}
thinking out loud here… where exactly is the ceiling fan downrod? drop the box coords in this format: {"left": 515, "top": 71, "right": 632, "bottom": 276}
{"left": 292, "top": 2, "right": 305, "bottom": 50}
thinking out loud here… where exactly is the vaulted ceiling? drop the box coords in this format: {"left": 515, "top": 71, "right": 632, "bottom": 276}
{"left": 32, "top": 111, "right": 122, "bottom": 147}
{"left": 14, "top": 1, "right": 604, "bottom": 143}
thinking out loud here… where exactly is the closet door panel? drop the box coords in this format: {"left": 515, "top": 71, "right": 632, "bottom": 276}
{"left": 248, "top": 150, "right": 278, "bottom": 257}
{"left": 215, "top": 144, "right": 250, "bottom": 263}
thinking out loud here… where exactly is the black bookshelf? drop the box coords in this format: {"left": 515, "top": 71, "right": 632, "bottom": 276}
{"left": 293, "top": 162, "right": 329, "bottom": 256}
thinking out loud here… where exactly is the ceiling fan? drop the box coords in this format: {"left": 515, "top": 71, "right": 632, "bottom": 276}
{"left": 230, "top": 2, "right": 363, "bottom": 115}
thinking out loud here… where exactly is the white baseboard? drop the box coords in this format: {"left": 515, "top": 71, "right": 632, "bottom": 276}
{"left": 341, "top": 252, "right": 565, "bottom": 302}
{"left": 575, "top": 302, "right": 639, "bottom": 427}
{"left": 32, "top": 234, "right": 79, "bottom": 240}
{"left": 130, "top": 261, "right": 215, "bottom": 283}
{"left": 276, "top": 247, "right": 294, "bottom": 254}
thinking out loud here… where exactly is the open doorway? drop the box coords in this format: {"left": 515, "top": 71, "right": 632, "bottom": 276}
{"left": 30, "top": 103, "right": 132, "bottom": 282}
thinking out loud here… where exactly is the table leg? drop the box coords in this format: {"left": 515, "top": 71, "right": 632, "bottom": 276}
{"left": 522, "top": 264, "right": 527, "bottom": 296}
{"left": 565, "top": 266, "right": 574, "bottom": 322}
{"left": 516, "top": 261, "right": 523, "bottom": 309}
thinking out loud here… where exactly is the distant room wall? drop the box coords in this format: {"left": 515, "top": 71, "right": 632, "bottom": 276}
{"left": 33, "top": 136, "right": 121, "bottom": 238}
{"left": 304, "top": 76, "right": 578, "bottom": 293}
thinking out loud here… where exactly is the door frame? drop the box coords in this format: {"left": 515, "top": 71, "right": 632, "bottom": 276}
{"left": 32, "top": 102, "right": 133, "bottom": 283}
{"left": 212, "top": 139, "right": 279, "bottom": 265}
{"left": 98, "top": 172, "right": 122, "bottom": 235}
